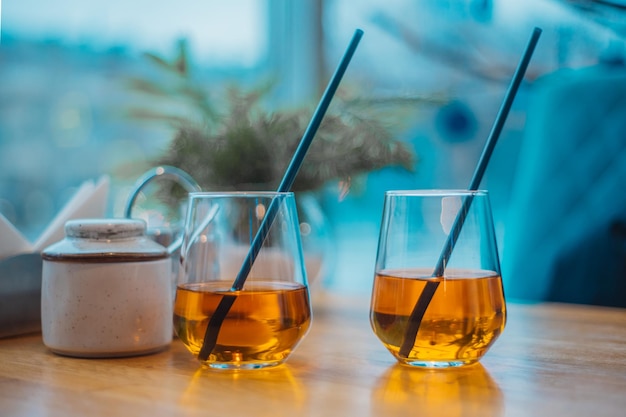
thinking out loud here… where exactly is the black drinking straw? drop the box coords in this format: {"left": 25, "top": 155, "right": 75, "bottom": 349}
{"left": 197, "top": 29, "right": 364, "bottom": 361}
{"left": 398, "top": 27, "right": 542, "bottom": 359}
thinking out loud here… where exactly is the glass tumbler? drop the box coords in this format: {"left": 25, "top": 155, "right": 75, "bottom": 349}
{"left": 370, "top": 190, "right": 506, "bottom": 368}
{"left": 174, "top": 192, "right": 312, "bottom": 369}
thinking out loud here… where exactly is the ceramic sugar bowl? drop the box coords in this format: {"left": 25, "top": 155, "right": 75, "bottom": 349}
{"left": 41, "top": 218, "right": 173, "bottom": 358}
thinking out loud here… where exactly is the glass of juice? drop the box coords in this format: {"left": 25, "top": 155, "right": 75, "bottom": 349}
{"left": 370, "top": 190, "right": 506, "bottom": 368}
{"left": 174, "top": 192, "right": 312, "bottom": 369}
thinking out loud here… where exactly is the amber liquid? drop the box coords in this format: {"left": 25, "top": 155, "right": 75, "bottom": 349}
{"left": 174, "top": 280, "right": 311, "bottom": 368}
{"left": 370, "top": 269, "right": 506, "bottom": 366}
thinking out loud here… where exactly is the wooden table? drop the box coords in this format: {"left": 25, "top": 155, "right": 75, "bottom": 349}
{"left": 1, "top": 292, "right": 625, "bottom": 417}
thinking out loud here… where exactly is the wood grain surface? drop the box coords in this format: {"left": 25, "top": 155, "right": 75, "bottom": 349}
{"left": 1, "top": 292, "right": 625, "bottom": 417}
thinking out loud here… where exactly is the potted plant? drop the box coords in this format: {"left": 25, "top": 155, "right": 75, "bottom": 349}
{"left": 124, "top": 40, "right": 419, "bottom": 285}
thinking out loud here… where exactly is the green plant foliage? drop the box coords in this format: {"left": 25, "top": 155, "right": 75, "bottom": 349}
{"left": 125, "top": 40, "right": 422, "bottom": 196}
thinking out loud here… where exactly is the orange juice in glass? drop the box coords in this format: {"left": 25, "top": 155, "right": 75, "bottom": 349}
{"left": 174, "top": 192, "right": 311, "bottom": 369}
{"left": 370, "top": 190, "right": 506, "bottom": 368}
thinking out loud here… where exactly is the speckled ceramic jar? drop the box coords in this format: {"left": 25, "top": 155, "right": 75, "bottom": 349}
{"left": 41, "top": 218, "right": 172, "bottom": 358}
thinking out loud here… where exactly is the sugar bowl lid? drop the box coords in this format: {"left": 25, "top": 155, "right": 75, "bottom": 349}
{"left": 41, "top": 218, "right": 169, "bottom": 263}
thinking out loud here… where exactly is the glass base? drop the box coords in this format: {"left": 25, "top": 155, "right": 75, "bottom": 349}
{"left": 398, "top": 358, "right": 478, "bottom": 368}
{"left": 203, "top": 360, "right": 283, "bottom": 370}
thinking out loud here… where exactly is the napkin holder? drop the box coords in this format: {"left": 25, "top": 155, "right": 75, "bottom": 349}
{"left": 0, "top": 254, "right": 43, "bottom": 338}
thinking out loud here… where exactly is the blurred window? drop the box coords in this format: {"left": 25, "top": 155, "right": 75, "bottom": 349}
{"left": 0, "top": 0, "right": 276, "bottom": 239}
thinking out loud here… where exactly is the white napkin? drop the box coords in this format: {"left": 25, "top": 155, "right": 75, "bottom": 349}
{"left": 0, "top": 213, "right": 33, "bottom": 260}
{"left": 0, "top": 176, "right": 110, "bottom": 259}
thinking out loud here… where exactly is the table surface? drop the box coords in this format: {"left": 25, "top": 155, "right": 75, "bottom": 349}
{"left": 1, "top": 291, "right": 625, "bottom": 417}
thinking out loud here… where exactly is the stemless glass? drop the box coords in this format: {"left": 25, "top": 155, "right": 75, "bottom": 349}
{"left": 174, "top": 192, "right": 312, "bottom": 369}
{"left": 370, "top": 190, "right": 506, "bottom": 368}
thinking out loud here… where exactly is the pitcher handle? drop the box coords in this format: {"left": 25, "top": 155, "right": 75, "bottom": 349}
{"left": 124, "top": 165, "right": 202, "bottom": 254}
{"left": 124, "top": 165, "right": 202, "bottom": 218}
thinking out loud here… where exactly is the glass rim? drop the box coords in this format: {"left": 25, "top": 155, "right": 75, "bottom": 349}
{"left": 188, "top": 191, "right": 294, "bottom": 198}
{"left": 385, "top": 189, "right": 489, "bottom": 197}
